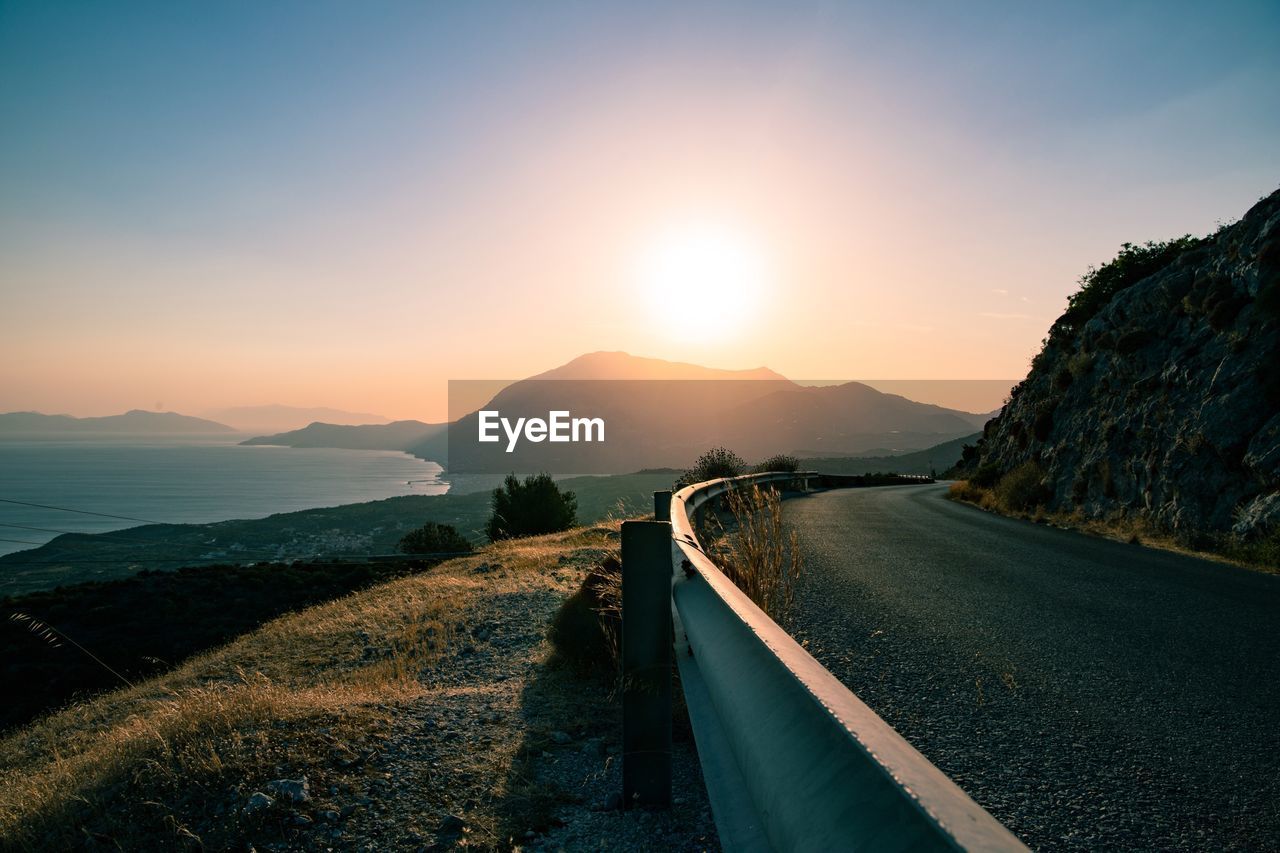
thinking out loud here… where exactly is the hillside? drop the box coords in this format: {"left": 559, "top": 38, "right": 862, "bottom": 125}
{"left": 0, "top": 410, "right": 234, "bottom": 435}
{"left": 956, "top": 188, "right": 1280, "bottom": 557}
{"left": 0, "top": 528, "right": 717, "bottom": 850}
{"left": 0, "top": 471, "right": 678, "bottom": 596}
{"left": 241, "top": 419, "right": 445, "bottom": 450}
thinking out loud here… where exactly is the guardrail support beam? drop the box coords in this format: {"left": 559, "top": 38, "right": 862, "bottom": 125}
{"left": 621, "top": 519, "right": 673, "bottom": 809}
{"left": 653, "top": 490, "right": 672, "bottom": 522}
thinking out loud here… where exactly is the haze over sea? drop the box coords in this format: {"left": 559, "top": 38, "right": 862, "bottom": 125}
{"left": 0, "top": 438, "right": 446, "bottom": 557}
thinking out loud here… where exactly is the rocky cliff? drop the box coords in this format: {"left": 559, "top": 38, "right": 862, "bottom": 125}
{"left": 959, "top": 188, "right": 1280, "bottom": 546}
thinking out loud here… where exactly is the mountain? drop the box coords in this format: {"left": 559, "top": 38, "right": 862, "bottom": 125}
{"left": 717, "top": 382, "right": 985, "bottom": 457}
{"left": 0, "top": 410, "right": 234, "bottom": 436}
{"left": 241, "top": 420, "right": 446, "bottom": 450}
{"left": 411, "top": 351, "right": 989, "bottom": 472}
{"left": 957, "top": 187, "right": 1280, "bottom": 544}
{"left": 239, "top": 353, "right": 993, "bottom": 471}
{"left": 206, "top": 405, "right": 391, "bottom": 433}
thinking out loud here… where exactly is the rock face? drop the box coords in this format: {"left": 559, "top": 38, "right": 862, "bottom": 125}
{"left": 962, "top": 188, "right": 1280, "bottom": 542}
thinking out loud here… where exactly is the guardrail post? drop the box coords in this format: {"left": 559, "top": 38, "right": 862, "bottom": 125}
{"left": 653, "top": 490, "right": 671, "bottom": 522}
{"left": 621, "top": 519, "right": 673, "bottom": 809}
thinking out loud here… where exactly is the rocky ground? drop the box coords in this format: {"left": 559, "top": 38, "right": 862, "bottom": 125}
{"left": 324, "top": 543, "right": 720, "bottom": 851}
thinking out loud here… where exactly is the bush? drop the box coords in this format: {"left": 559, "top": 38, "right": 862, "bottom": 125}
{"left": 485, "top": 473, "right": 578, "bottom": 541}
{"left": 1059, "top": 236, "right": 1200, "bottom": 334}
{"left": 971, "top": 462, "right": 1003, "bottom": 489}
{"left": 677, "top": 446, "right": 746, "bottom": 488}
{"left": 948, "top": 480, "right": 994, "bottom": 508}
{"left": 754, "top": 453, "right": 800, "bottom": 474}
{"left": 547, "top": 554, "right": 621, "bottom": 677}
{"left": 397, "top": 522, "right": 472, "bottom": 555}
{"left": 1114, "top": 328, "right": 1154, "bottom": 354}
{"left": 995, "top": 461, "right": 1050, "bottom": 513}
{"left": 1032, "top": 403, "right": 1056, "bottom": 441}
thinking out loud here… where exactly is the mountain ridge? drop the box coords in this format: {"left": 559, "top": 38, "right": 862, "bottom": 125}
{"left": 0, "top": 410, "right": 234, "bottom": 435}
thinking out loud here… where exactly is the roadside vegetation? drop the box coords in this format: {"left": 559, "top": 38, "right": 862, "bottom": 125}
{"left": 486, "top": 473, "right": 579, "bottom": 541}
{"left": 707, "top": 485, "right": 805, "bottom": 627}
{"left": 675, "top": 446, "right": 747, "bottom": 487}
{"left": 948, "top": 471, "right": 1280, "bottom": 574}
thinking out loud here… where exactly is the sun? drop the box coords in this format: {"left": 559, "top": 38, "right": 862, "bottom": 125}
{"left": 634, "top": 221, "right": 768, "bottom": 338}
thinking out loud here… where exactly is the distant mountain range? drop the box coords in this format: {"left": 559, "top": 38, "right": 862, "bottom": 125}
{"left": 235, "top": 351, "right": 996, "bottom": 471}
{"left": 241, "top": 420, "right": 446, "bottom": 450}
{"left": 3, "top": 354, "right": 997, "bottom": 471}
{"left": 204, "top": 405, "right": 391, "bottom": 433}
{"left": 0, "top": 410, "right": 234, "bottom": 435}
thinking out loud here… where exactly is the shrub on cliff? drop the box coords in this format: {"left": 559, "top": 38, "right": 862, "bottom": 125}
{"left": 995, "top": 461, "right": 1050, "bottom": 513}
{"left": 485, "top": 473, "right": 578, "bottom": 541}
{"left": 1057, "top": 236, "right": 1200, "bottom": 337}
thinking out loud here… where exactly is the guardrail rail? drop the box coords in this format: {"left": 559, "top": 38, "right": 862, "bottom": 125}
{"left": 647, "top": 471, "right": 1026, "bottom": 852}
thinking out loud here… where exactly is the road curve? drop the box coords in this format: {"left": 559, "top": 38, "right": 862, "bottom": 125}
{"left": 784, "top": 483, "right": 1280, "bottom": 852}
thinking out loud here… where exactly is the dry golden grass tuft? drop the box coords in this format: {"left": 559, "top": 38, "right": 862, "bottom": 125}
{"left": 704, "top": 485, "right": 805, "bottom": 626}
{"left": 0, "top": 525, "right": 619, "bottom": 851}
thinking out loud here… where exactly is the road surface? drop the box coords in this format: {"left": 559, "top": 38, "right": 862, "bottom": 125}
{"left": 784, "top": 483, "right": 1280, "bottom": 851}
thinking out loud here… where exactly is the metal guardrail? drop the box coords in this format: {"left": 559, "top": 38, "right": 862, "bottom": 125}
{"left": 663, "top": 471, "right": 1026, "bottom": 852}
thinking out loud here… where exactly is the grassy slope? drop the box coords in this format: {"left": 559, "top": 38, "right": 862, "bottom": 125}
{"left": 0, "top": 526, "right": 617, "bottom": 850}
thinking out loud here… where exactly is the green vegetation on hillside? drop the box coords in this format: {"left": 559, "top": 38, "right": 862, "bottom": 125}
{"left": 1053, "top": 236, "right": 1202, "bottom": 341}
{"left": 485, "top": 473, "right": 578, "bottom": 541}
{"left": 397, "top": 522, "right": 472, "bottom": 555}
{"left": 0, "top": 470, "right": 677, "bottom": 597}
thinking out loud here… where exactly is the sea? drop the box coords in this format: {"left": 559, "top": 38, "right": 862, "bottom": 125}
{"left": 0, "top": 437, "right": 449, "bottom": 557}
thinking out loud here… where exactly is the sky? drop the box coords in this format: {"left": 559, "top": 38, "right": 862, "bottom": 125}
{"left": 1, "top": 1, "right": 1277, "bottom": 422}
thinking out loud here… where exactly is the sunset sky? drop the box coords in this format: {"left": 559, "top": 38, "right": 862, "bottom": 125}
{"left": 2, "top": 1, "right": 1278, "bottom": 422}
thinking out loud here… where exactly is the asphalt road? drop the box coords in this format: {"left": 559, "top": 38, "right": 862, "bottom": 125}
{"left": 784, "top": 483, "right": 1280, "bottom": 851}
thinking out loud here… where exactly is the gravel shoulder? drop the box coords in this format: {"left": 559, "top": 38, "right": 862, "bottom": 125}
{"left": 785, "top": 483, "right": 1280, "bottom": 851}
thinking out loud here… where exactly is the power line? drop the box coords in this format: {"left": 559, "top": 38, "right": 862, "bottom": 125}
{"left": 0, "top": 498, "right": 164, "bottom": 524}
{"left": 0, "top": 537, "right": 43, "bottom": 546}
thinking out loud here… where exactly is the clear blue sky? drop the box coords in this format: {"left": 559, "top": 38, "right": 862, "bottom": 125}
{"left": 2, "top": 1, "right": 1277, "bottom": 419}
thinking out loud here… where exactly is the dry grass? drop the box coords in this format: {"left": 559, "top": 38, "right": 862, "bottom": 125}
{"left": 0, "top": 526, "right": 619, "bottom": 851}
{"left": 947, "top": 481, "right": 1279, "bottom": 575}
{"left": 704, "top": 485, "right": 805, "bottom": 627}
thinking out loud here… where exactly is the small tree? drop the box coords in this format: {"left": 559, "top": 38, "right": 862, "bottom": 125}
{"left": 754, "top": 453, "right": 800, "bottom": 474}
{"left": 398, "top": 522, "right": 472, "bottom": 555}
{"left": 485, "top": 473, "right": 578, "bottom": 541}
{"left": 677, "top": 446, "right": 747, "bottom": 488}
